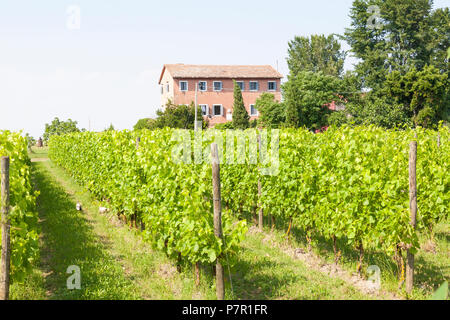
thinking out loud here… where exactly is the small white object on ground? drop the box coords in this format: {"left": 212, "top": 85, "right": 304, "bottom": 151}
{"left": 76, "top": 202, "right": 82, "bottom": 211}
{"left": 99, "top": 207, "right": 108, "bottom": 214}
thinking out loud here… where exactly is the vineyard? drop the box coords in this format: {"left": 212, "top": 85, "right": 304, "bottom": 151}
{"left": 47, "top": 125, "right": 449, "bottom": 295}
{"left": 0, "top": 131, "right": 39, "bottom": 282}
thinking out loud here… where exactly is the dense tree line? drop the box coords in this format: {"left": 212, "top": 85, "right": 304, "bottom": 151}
{"left": 261, "top": 0, "right": 449, "bottom": 130}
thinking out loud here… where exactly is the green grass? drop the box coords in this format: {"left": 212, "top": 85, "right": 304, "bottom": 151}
{"left": 245, "top": 212, "right": 449, "bottom": 300}
{"left": 29, "top": 146, "right": 49, "bottom": 158}
{"left": 229, "top": 231, "right": 373, "bottom": 300}
{"left": 32, "top": 161, "right": 140, "bottom": 299}
{"left": 9, "top": 268, "right": 47, "bottom": 300}
{"left": 414, "top": 223, "right": 449, "bottom": 297}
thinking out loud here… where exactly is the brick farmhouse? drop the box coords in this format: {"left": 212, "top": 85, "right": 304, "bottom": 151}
{"left": 158, "top": 64, "right": 283, "bottom": 126}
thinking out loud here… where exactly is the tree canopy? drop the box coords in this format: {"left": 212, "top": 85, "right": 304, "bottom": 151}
{"left": 287, "top": 34, "right": 346, "bottom": 77}
{"left": 283, "top": 71, "right": 344, "bottom": 130}
{"left": 43, "top": 117, "right": 82, "bottom": 143}
{"left": 344, "top": 0, "right": 449, "bottom": 91}
{"left": 140, "top": 101, "right": 207, "bottom": 130}
{"left": 133, "top": 118, "right": 157, "bottom": 130}
{"left": 255, "top": 93, "right": 285, "bottom": 128}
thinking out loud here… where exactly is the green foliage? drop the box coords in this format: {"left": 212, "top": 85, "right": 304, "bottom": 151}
{"left": 287, "top": 34, "right": 346, "bottom": 77}
{"left": 213, "top": 122, "right": 235, "bottom": 130}
{"left": 133, "top": 118, "right": 157, "bottom": 130}
{"left": 255, "top": 93, "right": 286, "bottom": 128}
{"left": 43, "top": 117, "right": 81, "bottom": 144}
{"left": 232, "top": 81, "right": 250, "bottom": 130}
{"left": 154, "top": 102, "right": 207, "bottom": 130}
{"left": 282, "top": 71, "right": 343, "bottom": 130}
{"left": 48, "top": 129, "right": 247, "bottom": 266}
{"left": 48, "top": 126, "right": 449, "bottom": 286}
{"left": 329, "top": 96, "right": 413, "bottom": 129}
{"left": 384, "top": 65, "right": 449, "bottom": 128}
{"left": 258, "top": 126, "right": 447, "bottom": 256}
{"left": 24, "top": 133, "right": 35, "bottom": 150}
{"left": 0, "top": 131, "right": 39, "bottom": 281}
{"left": 344, "top": 0, "right": 449, "bottom": 90}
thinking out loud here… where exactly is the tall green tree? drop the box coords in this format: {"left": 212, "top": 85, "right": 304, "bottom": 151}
{"left": 283, "top": 71, "right": 343, "bottom": 130}
{"left": 255, "top": 93, "right": 285, "bottom": 128}
{"left": 232, "top": 80, "right": 250, "bottom": 129}
{"left": 43, "top": 117, "right": 81, "bottom": 143}
{"left": 344, "top": 0, "right": 449, "bottom": 91}
{"left": 383, "top": 65, "right": 449, "bottom": 127}
{"left": 287, "top": 34, "right": 346, "bottom": 77}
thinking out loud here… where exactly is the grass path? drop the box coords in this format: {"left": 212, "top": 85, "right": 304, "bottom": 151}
{"left": 11, "top": 148, "right": 381, "bottom": 300}
{"left": 33, "top": 160, "right": 140, "bottom": 299}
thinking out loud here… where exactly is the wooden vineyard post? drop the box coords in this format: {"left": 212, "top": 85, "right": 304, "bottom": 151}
{"left": 136, "top": 137, "right": 141, "bottom": 149}
{"left": 211, "top": 143, "right": 225, "bottom": 300}
{"left": 257, "top": 133, "right": 263, "bottom": 232}
{"left": 406, "top": 141, "right": 417, "bottom": 295}
{"left": 0, "top": 157, "right": 10, "bottom": 300}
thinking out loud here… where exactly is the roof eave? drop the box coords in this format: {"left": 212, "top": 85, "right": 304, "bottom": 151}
{"left": 158, "top": 65, "right": 167, "bottom": 85}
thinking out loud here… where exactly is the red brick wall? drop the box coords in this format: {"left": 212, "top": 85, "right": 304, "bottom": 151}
{"left": 172, "top": 78, "right": 282, "bottom": 126}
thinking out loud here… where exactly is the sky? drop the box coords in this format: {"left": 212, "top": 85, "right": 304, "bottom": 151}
{"left": 1, "top": 0, "right": 448, "bottom": 138}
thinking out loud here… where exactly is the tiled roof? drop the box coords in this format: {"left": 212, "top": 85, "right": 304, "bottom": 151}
{"left": 158, "top": 64, "right": 283, "bottom": 83}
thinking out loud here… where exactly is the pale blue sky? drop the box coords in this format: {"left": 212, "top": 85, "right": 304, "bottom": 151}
{"left": 1, "top": 0, "right": 448, "bottom": 137}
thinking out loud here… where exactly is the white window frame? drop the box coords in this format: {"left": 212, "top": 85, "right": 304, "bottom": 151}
{"left": 179, "top": 81, "right": 188, "bottom": 92}
{"left": 268, "top": 81, "right": 277, "bottom": 91}
{"left": 250, "top": 104, "right": 258, "bottom": 116}
{"left": 213, "top": 81, "right": 223, "bottom": 92}
{"left": 249, "top": 81, "right": 259, "bottom": 92}
{"left": 166, "top": 84, "right": 170, "bottom": 92}
{"left": 199, "top": 104, "right": 209, "bottom": 116}
{"left": 198, "top": 81, "right": 207, "bottom": 92}
{"left": 212, "top": 104, "right": 223, "bottom": 116}
{"left": 236, "top": 81, "right": 245, "bottom": 91}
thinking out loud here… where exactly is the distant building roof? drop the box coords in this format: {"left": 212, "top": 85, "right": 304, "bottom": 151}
{"left": 158, "top": 64, "right": 283, "bottom": 84}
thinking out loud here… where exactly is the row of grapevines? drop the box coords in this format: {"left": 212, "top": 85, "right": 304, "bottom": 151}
{"left": 219, "top": 125, "right": 448, "bottom": 257}
{"left": 49, "top": 125, "right": 448, "bottom": 266}
{"left": 0, "top": 131, "right": 39, "bottom": 281}
{"left": 48, "top": 129, "right": 247, "bottom": 266}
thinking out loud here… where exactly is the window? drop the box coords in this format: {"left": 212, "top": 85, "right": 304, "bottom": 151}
{"left": 161, "top": 86, "right": 163, "bottom": 94}
{"left": 200, "top": 104, "right": 209, "bottom": 116}
{"left": 213, "top": 81, "right": 223, "bottom": 91}
{"left": 213, "top": 104, "right": 223, "bottom": 116}
{"left": 179, "top": 81, "right": 188, "bottom": 92}
{"left": 250, "top": 104, "right": 258, "bottom": 116}
{"left": 268, "top": 81, "right": 277, "bottom": 91}
{"left": 199, "top": 81, "right": 207, "bottom": 91}
{"left": 166, "top": 84, "right": 170, "bottom": 92}
{"left": 249, "top": 81, "right": 259, "bottom": 91}
{"left": 236, "top": 81, "right": 245, "bottom": 91}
